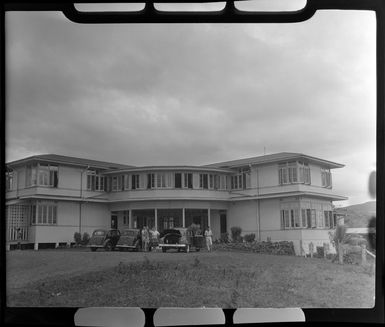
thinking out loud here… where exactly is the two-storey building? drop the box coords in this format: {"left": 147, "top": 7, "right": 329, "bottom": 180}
{"left": 5, "top": 152, "right": 347, "bottom": 254}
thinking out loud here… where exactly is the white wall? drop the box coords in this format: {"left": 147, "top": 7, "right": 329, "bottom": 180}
{"left": 33, "top": 201, "right": 110, "bottom": 243}
{"left": 228, "top": 200, "right": 258, "bottom": 235}
{"left": 210, "top": 209, "right": 221, "bottom": 241}
{"left": 59, "top": 166, "right": 82, "bottom": 191}
{"left": 259, "top": 198, "right": 281, "bottom": 232}
{"left": 257, "top": 164, "right": 279, "bottom": 189}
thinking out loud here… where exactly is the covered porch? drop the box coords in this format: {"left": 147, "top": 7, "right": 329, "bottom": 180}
{"left": 111, "top": 207, "right": 227, "bottom": 241}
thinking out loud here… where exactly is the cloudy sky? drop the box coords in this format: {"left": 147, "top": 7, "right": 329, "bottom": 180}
{"left": 5, "top": 5, "right": 376, "bottom": 206}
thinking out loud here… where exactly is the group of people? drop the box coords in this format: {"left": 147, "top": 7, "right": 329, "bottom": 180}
{"left": 140, "top": 226, "right": 160, "bottom": 252}
{"left": 139, "top": 225, "right": 213, "bottom": 252}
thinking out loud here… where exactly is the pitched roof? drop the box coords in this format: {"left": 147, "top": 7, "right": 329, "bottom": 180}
{"left": 203, "top": 152, "right": 344, "bottom": 169}
{"left": 6, "top": 154, "right": 133, "bottom": 170}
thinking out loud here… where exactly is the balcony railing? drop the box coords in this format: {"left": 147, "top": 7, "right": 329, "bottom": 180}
{"left": 7, "top": 227, "right": 29, "bottom": 242}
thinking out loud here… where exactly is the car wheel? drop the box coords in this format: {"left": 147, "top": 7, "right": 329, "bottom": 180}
{"left": 91, "top": 247, "right": 97, "bottom": 252}
{"left": 196, "top": 248, "right": 200, "bottom": 252}
{"left": 185, "top": 245, "right": 190, "bottom": 253}
{"left": 162, "top": 247, "right": 166, "bottom": 253}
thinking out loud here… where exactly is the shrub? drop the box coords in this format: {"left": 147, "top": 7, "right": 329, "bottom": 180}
{"left": 230, "top": 226, "right": 242, "bottom": 243}
{"left": 368, "top": 216, "right": 376, "bottom": 250}
{"left": 244, "top": 233, "right": 256, "bottom": 243}
{"left": 219, "top": 232, "right": 230, "bottom": 243}
{"left": 82, "top": 232, "right": 90, "bottom": 245}
{"left": 74, "top": 232, "right": 82, "bottom": 245}
{"left": 316, "top": 246, "right": 324, "bottom": 258}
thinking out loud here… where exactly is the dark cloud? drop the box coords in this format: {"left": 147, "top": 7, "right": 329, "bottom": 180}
{"left": 5, "top": 10, "right": 376, "bottom": 205}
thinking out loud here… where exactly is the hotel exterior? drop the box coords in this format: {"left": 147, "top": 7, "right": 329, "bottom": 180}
{"left": 5, "top": 152, "right": 347, "bottom": 254}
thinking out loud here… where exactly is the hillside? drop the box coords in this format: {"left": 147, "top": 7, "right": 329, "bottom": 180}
{"left": 338, "top": 201, "right": 376, "bottom": 228}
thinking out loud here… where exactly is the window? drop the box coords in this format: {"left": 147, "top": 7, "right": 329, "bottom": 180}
{"left": 111, "top": 176, "right": 118, "bottom": 191}
{"left": 157, "top": 173, "right": 167, "bottom": 188}
{"left": 321, "top": 168, "right": 332, "bottom": 188}
{"left": 86, "top": 170, "right": 105, "bottom": 191}
{"left": 209, "top": 174, "right": 214, "bottom": 189}
{"left": 299, "top": 162, "right": 311, "bottom": 184}
{"left": 131, "top": 174, "right": 140, "bottom": 189}
{"left": 199, "top": 174, "right": 208, "bottom": 189}
{"left": 324, "top": 211, "right": 330, "bottom": 228}
{"left": 163, "top": 217, "right": 174, "bottom": 230}
{"left": 281, "top": 209, "right": 299, "bottom": 229}
{"left": 231, "top": 174, "right": 243, "bottom": 190}
{"left": 26, "top": 165, "right": 37, "bottom": 186}
{"left": 33, "top": 202, "right": 57, "bottom": 225}
{"left": 183, "top": 173, "right": 193, "bottom": 189}
{"left": 219, "top": 175, "right": 227, "bottom": 190}
{"left": 324, "top": 210, "right": 334, "bottom": 228}
{"left": 38, "top": 164, "right": 58, "bottom": 187}
{"left": 317, "top": 211, "right": 324, "bottom": 228}
{"left": 6, "top": 171, "right": 14, "bottom": 191}
{"left": 31, "top": 204, "right": 36, "bottom": 224}
{"left": 175, "top": 173, "right": 182, "bottom": 188}
{"left": 147, "top": 173, "right": 155, "bottom": 189}
{"left": 123, "top": 210, "right": 129, "bottom": 225}
{"left": 293, "top": 209, "right": 300, "bottom": 228}
{"left": 279, "top": 162, "right": 298, "bottom": 185}
{"left": 310, "top": 209, "right": 316, "bottom": 228}
{"left": 280, "top": 162, "right": 311, "bottom": 185}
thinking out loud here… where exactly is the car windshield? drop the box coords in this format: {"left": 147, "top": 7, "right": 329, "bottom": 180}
{"left": 121, "top": 230, "right": 135, "bottom": 236}
{"left": 93, "top": 230, "right": 106, "bottom": 236}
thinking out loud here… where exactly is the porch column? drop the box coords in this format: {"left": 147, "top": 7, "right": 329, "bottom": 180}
{"left": 129, "top": 209, "right": 132, "bottom": 228}
{"left": 208, "top": 208, "right": 211, "bottom": 227}
{"left": 155, "top": 208, "right": 158, "bottom": 230}
{"left": 182, "top": 208, "right": 185, "bottom": 227}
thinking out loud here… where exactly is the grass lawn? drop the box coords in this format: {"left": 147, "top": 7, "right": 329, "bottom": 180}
{"left": 6, "top": 248, "right": 375, "bottom": 308}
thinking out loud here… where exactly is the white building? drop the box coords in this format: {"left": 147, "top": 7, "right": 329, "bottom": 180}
{"left": 5, "top": 152, "right": 347, "bottom": 254}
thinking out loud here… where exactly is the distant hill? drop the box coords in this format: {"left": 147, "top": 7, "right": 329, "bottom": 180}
{"left": 337, "top": 201, "right": 376, "bottom": 228}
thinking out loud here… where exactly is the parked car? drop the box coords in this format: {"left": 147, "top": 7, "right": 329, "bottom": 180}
{"left": 159, "top": 227, "right": 204, "bottom": 253}
{"left": 115, "top": 228, "right": 141, "bottom": 251}
{"left": 88, "top": 229, "right": 120, "bottom": 251}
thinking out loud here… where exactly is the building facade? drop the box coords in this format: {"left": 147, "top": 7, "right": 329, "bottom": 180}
{"left": 5, "top": 153, "right": 347, "bottom": 254}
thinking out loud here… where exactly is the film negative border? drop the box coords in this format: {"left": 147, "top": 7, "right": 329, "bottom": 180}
{"left": 1, "top": 0, "right": 384, "bottom": 326}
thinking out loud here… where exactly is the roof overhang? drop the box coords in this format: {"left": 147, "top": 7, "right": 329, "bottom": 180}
{"left": 103, "top": 166, "right": 234, "bottom": 175}
{"left": 229, "top": 191, "right": 348, "bottom": 202}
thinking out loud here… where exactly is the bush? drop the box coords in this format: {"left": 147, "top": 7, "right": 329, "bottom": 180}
{"left": 230, "top": 226, "right": 242, "bottom": 243}
{"left": 316, "top": 246, "right": 324, "bottom": 258}
{"left": 219, "top": 232, "right": 230, "bottom": 243}
{"left": 82, "top": 232, "right": 90, "bottom": 245}
{"left": 74, "top": 232, "right": 82, "bottom": 245}
{"left": 244, "top": 233, "right": 256, "bottom": 243}
{"left": 368, "top": 216, "right": 376, "bottom": 250}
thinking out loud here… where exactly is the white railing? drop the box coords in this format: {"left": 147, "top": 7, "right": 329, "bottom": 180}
{"left": 7, "top": 227, "right": 29, "bottom": 242}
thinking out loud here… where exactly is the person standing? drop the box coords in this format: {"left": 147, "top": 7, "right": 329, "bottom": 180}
{"left": 204, "top": 226, "right": 213, "bottom": 252}
{"left": 151, "top": 226, "right": 160, "bottom": 248}
{"left": 141, "top": 226, "right": 150, "bottom": 252}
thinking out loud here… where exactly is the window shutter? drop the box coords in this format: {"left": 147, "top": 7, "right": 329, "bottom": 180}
{"left": 280, "top": 210, "right": 285, "bottom": 230}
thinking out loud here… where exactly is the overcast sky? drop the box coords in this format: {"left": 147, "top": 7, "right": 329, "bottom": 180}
{"left": 5, "top": 7, "right": 376, "bottom": 206}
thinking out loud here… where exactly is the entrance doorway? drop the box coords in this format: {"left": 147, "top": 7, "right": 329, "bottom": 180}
{"left": 111, "top": 214, "right": 118, "bottom": 229}
{"left": 220, "top": 212, "right": 227, "bottom": 234}
{"left": 132, "top": 209, "right": 155, "bottom": 229}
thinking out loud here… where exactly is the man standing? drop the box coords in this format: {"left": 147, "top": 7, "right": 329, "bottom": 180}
{"left": 204, "top": 226, "right": 213, "bottom": 252}
{"left": 142, "top": 226, "right": 150, "bottom": 252}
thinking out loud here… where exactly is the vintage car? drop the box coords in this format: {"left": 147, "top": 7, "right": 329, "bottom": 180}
{"left": 115, "top": 228, "right": 141, "bottom": 251}
{"left": 158, "top": 227, "right": 204, "bottom": 253}
{"left": 88, "top": 229, "right": 120, "bottom": 251}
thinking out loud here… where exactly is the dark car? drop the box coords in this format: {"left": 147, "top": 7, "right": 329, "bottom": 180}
{"left": 159, "top": 227, "right": 203, "bottom": 253}
{"left": 115, "top": 228, "right": 141, "bottom": 251}
{"left": 88, "top": 229, "right": 120, "bottom": 251}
